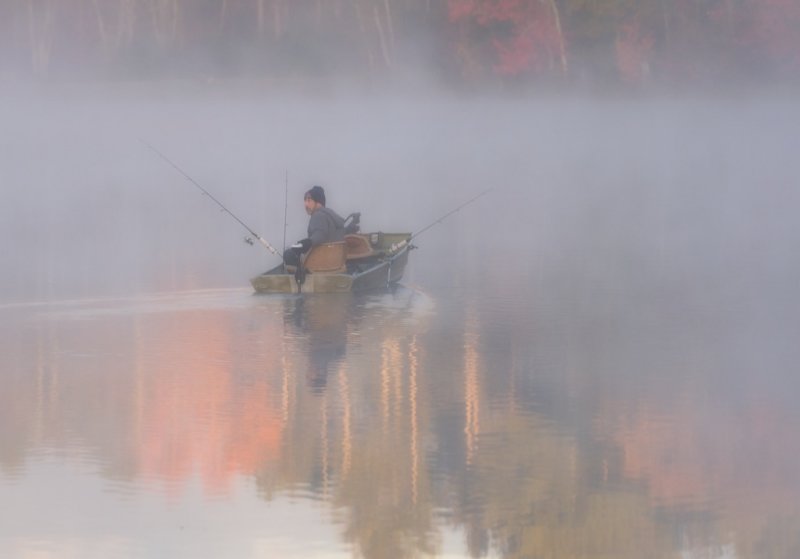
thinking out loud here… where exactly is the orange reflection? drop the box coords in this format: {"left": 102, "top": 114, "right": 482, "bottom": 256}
{"left": 135, "top": 310, "right": 284, "bottom": 497}
{"left": 463, "top": 309, "right": 481, "bottom": 465}
{"left": 613, "top": 393, "right": 800, "bottom": 516}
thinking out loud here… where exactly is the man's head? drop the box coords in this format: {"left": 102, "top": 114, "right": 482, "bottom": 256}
{"left": 304, "top": 185, "right": 326, "bottom": 215}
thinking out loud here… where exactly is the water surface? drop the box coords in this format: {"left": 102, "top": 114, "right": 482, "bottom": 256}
{"left": 2, "top": 88, "right": 799, "bottom": 558}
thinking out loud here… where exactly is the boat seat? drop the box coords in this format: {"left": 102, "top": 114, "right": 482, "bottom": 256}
{"left": 301, "top": 241, "right": 347, "bottom": 273}
{"left": 344, "top": 234, "right": 374, "bottom": 260}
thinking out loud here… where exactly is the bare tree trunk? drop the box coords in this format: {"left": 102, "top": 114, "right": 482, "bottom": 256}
{"left": 256, "top": 0, "right": 266, "bottom": 36}
{"left": 352, "top": 0, "right": 375, "bottom": 69}
{"left": 148, "top": 0, "right": 162, "bottom": 45}
{"left": 660, "top": 0, "right": 671, "bottom": 51}
{"left": 27, "top": 0, "right": 56, "bottom": 77}
{"left": 219, "top": 0, "right": 228, "bottom": 33}
{"left": 723, "top": 0, "right": 735, "bottom": 37}
{"left": 273, "top": 0, "right": 283, "bottom": 39}
{"left": 170, "top": 0, "right": 179, "bottom": 45}
{"left": 149, "top": 0, "right": 181, "bottom": 47}
{"left": 117, "top": 0, "right": 137, "bottom": 48}
{"left": 90, "top": 0, "right": 139, "bottom": 56}
{"left": 90, "top": 0, "right": 109, "bottom": 52}
{"left": 383, "top": 0, "right": 394, "bottom": 52}
{"left": 545, "top": 0, "right": 568, "bottom": 76}
{"left": 373, "top": 4, "right": 391, "bottom": 68}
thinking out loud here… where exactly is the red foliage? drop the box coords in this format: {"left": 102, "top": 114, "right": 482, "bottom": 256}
{"left": 448, "top": 0, "right": 478, "bottom": 21}
{"left": 493, "top": 30, "right": 536, "bottom": 75}
{"left": 6, "top": 0, "right": 799, "bottom": 83}
{"left": 748, "top": 0, "right": 800, "bottom": 71}
{"left": 707, "top": 0, "right": 800, "bottom": 75}
{"left": 615, "top": 17, "right": 654, "bottom": 84}
{"left": 448, "top": 0, "right": 564, "bottom": 77}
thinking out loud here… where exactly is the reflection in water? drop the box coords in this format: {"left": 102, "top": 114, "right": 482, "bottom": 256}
{"left": 134, "top": 307, "right": 284, "bottom": 498}
{"left": 283, "top": 295, "right": 350, "bottom": 394}
{"left": 1, "top": 282, "right": 799, "bottom": 558}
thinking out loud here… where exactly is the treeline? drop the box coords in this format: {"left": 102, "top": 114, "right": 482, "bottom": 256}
{"left": 2, "top": 0, "right": 798, "bottom": 84}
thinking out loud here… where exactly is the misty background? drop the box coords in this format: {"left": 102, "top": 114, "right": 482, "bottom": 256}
{"left": 1, "top": 84, "right": 798, "bottom": 310}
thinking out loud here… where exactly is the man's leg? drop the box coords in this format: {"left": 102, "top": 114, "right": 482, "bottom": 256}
{"left": 284, "top": 247, "right": 302, "bottom": 267}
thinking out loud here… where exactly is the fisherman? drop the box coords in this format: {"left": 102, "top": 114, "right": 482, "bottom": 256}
{"left": 284, "top": 185, "right": 346, "bottom": 268}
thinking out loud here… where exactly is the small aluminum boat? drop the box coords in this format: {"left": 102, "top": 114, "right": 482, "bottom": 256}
{"left": 251, "top": 232, "right": 413, "bottom": 294}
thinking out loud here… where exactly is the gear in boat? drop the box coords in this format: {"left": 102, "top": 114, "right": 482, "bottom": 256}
{"left": 251, "top": 213, "right": 414, "bottom": 294}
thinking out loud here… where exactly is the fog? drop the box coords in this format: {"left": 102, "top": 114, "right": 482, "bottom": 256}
{"left": 1, "top": 83, "right": 798, "bottom": 312}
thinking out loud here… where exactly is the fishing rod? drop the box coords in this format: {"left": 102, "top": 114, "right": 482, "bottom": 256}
{"left": 390, "top": 186, "right": 494, "bottom": 253}
{"left": 141, "top": 139, "right": 281, "bottom": 258}
{"left": 282, "top": 170, "right": 288, "bottom": 258}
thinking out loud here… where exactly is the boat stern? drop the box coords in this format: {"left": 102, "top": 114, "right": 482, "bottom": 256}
{"left": 251, "top": 272, "right": 353, "bottom": 294}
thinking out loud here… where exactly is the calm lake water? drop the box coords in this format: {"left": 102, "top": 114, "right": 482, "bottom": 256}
{"left": 2, "top": 257, "right": 800, "bottom": 558}
{"left": 1, "top": 87, "right": 799, "bottom": 558}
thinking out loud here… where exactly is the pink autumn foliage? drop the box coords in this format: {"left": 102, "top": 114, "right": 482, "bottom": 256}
{"left": 615, "top": 17, "right": 655, "bottom": 84}
{"left": 448, "top": 0, "right": 562, "bottom": 77}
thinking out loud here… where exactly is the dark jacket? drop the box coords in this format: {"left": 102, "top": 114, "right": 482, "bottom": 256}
{"left": 308, "top": 206, "right": 345, "bottom": 246}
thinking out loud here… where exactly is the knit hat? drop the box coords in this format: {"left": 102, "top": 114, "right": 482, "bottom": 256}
{"left": 304, "top": 185, "right": 326, "bottom": 206}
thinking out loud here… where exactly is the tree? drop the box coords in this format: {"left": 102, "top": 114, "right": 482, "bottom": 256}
{"left": 615, "top": 14, "right": 654, "bottom": 84}
{"left": 448, "top": 0, "right": 568, "bottom": 79}
{"left": 26, "top": 0, "right": 57, "bottom": 76}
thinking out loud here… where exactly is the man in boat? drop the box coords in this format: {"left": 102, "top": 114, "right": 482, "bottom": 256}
{"left": 284, "top": 185, "right": 346, "bottom": 268}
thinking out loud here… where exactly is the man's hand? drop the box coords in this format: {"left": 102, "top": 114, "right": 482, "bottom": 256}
{"left": 291, "top": 238, "right": 312, "bottom": 253}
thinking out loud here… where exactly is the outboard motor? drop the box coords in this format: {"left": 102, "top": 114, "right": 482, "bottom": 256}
{"left": 344, "top": 212, "right": 361, "bottom": 234}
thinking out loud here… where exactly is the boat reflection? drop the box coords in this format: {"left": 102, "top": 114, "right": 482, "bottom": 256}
{"left": 282, "top": 294, "right": 350, "bottom": 393}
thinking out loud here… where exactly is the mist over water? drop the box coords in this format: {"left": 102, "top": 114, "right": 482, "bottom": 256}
{"left": 2, "top": 84, "right": 798, "bottom": 305}
{"left": 2, "top": 82, "right": 800, "bottom": 558}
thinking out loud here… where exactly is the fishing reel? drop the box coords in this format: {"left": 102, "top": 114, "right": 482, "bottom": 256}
{"left": 244, "top": 237, "right": 254, "bottom": 245}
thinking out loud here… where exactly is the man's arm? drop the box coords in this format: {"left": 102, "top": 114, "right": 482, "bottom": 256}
{"left": 307, "top": 212, "right": 328, "bottom": 246}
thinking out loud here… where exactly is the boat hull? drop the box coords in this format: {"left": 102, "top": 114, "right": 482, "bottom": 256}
{"left": 251, "top": 244, "right": 411, "bottom": 294}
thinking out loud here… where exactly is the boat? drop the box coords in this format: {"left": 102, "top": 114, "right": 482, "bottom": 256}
{"left": 251, "top": 231, "right": 413, "bottom": 294}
